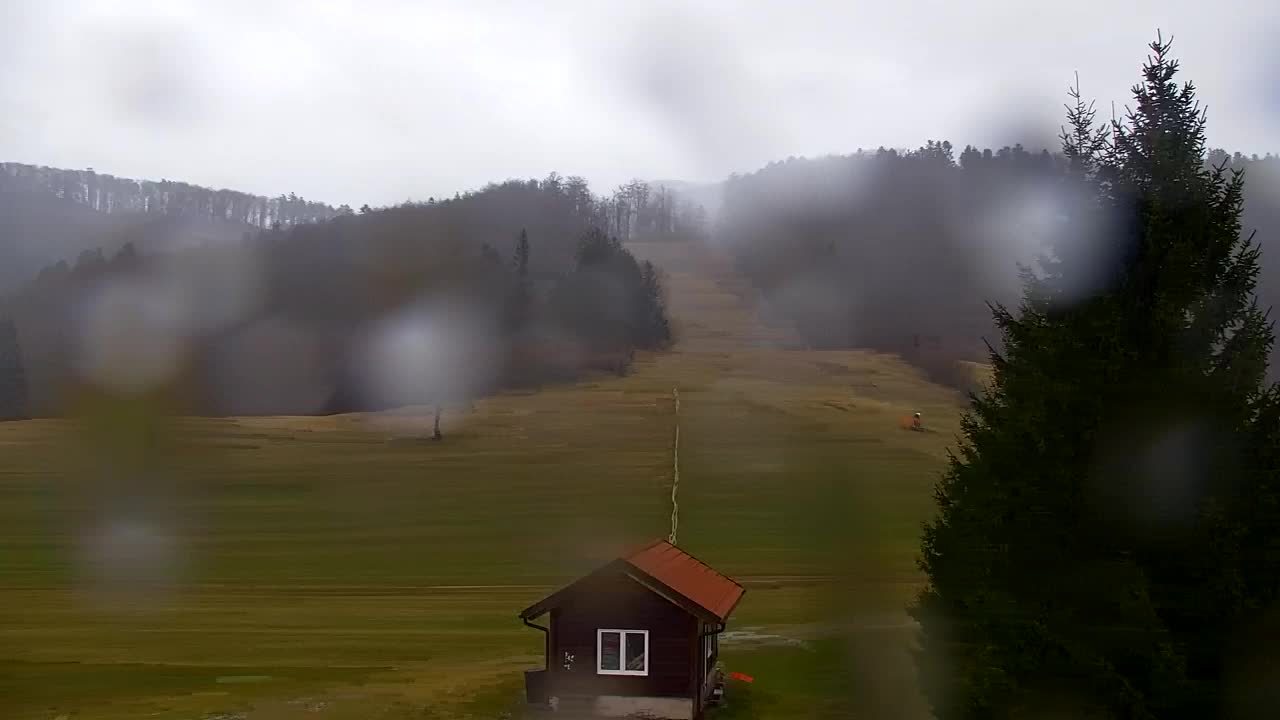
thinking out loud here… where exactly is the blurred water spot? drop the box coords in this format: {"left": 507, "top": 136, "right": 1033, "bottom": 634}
{"left": 761, "top": 274, "right": 847, "bottom": 337}
{"left": 1138, "top": 423, "right": 1205, "bottom": 525}
{"left": 1092, "top": 418, "right": 1212, "bottom": 534}
{"left": 1043, "top": 189, "right": 1133, "bottom": 309}
{"left": 363, "top": 313, "right": 451, "bottom": 405}
{"left": 617, "top": 10, "right": 779, "bottom": 177}
{"left": 972, "top": 182, "right": 1062, "bottom": 288}
{"left": 79, "top": 517, "right": 178, "bottom": 610}
{"left": 98, "top": 24, "right": 209, "bottom": 128}
{"left": 162, "top": 242, "right": 263, "bottom": 334}
{"left": 971, "top": 87, "right": 1059, "bottom": 156}
{"left": 357, "top": 300, "right": 499, "bottom": 412}
{"left": 78, "top": 276, "right": 186, "bottom": 394}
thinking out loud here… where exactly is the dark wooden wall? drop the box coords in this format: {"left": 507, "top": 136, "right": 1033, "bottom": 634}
{"left": 548, "top": 571, "right": 696, "bottom": 699}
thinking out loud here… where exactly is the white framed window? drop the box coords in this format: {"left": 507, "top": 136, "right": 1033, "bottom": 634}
{"left": 597, "top": 629, "right": 649, "bottom": 676}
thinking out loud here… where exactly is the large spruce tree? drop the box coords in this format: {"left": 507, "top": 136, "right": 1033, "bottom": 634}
{"left": 912, "top": 35, "right": 1280, "bottom": 719}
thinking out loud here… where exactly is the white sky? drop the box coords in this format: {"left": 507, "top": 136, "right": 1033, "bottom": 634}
{"left": 0, "top": 0, "right": 1276, "bottom": 207}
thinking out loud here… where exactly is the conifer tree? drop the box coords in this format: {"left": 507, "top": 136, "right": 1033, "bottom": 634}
{"left": 513, "top": 228, "right": 530, "bottom": 277}
{"left": 912, "top": 34, "right": 1279, "bottom": 719}
{"left": 505, "top": 229, "right": 533, "bottom": 332}
{"left": 636, "top": 261, "right": 672, "bottom": 348}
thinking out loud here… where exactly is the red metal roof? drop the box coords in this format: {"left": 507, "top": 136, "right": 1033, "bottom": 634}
{"left": 622, "top": 540, "right": 745, "bottom": 622}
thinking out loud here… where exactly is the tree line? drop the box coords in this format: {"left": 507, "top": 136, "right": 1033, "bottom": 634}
{"left": 716, "top": 131, "right": 1279, "bottom": 388}
{"left": 0, "top": 175, "right": 673, "bottom": 418}
{"left": 0, "top": 164, "right": 342, "bottom": 295}
{"left": 0, "top": 162, "right": 340, "bottom": 229}
{"left": 603, "top": 178, "right": 709, "bottom": 243}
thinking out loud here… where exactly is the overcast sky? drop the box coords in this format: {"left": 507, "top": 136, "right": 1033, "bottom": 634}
{"left": 0, "top": 0, "right": 1275, "bottom": 208}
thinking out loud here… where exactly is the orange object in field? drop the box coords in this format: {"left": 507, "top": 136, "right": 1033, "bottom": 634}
{"left": 729, "top": 671, "right": 755, "bottom": 683}
{"left": 899, "top": 415, "right": 914, "bottom": 429}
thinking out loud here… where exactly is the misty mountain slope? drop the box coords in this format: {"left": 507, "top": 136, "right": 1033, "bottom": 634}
{"left": 0, "top": 162, "right": 339, "bottom": 294}
{"left": 1, "top": 176, "right": 684, "bottom": 416}
{"left": 0, "top": 162, "right": 339, "bottom": 229}
{"left": 713, "top": 148, "right": 1280, "bottom": 382}
{"left": 0, "top": 188, "right": 263, "bottom": 293}
{"left": 0, "top": 189, "right": 120, "bottom": 291}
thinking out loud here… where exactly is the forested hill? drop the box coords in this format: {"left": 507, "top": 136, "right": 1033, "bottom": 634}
{"left": 0, "top": 162, "right": 341, "bottom": 228}
{"left": 0, "top": 162, "right": 342, "bottom": 294}
{"left": 716, "top": 144, "right": 1280, "bottom": 384}
{"left": 0, "top": 174, "right": 687, "bottom": 418}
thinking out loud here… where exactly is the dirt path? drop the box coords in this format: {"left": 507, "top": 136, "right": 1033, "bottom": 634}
{"left": 627, "top": 240, "right": 804, "bottom": 352}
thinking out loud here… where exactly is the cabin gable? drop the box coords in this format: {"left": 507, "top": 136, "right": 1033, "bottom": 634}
{"left": 549, "top": 569, "right": 697, "bottom": 699}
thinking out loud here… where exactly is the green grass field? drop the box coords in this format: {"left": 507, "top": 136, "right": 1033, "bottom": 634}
{"left": 0, "top": 241, "right": 969, "bottom": 719}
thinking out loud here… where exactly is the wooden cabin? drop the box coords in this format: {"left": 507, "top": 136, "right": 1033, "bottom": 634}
{"left": 519, "top": 540, "right": 745, "bottom": 719}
